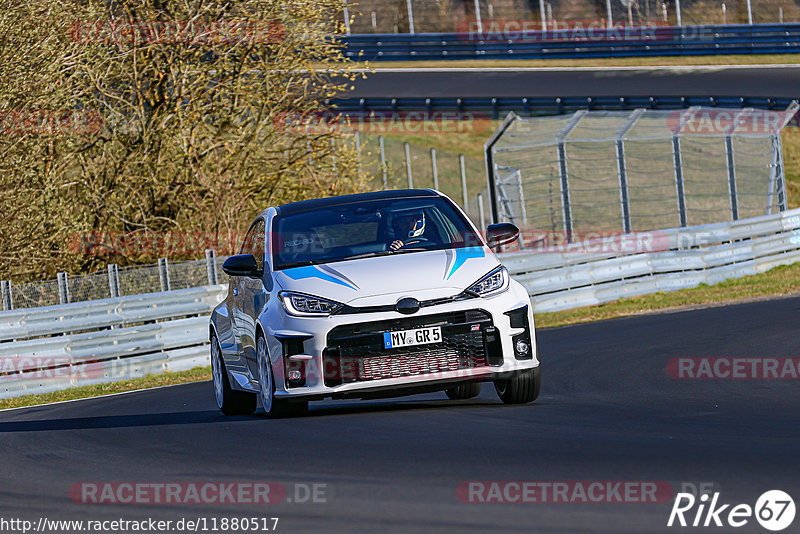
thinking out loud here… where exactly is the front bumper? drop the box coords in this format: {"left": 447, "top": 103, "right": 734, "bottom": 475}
{"left": 264, "top": 281, "right": 538, "bottom": 400}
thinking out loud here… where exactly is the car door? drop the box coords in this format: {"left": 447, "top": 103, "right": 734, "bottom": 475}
{"left": 232, "top": 218, "right": 267, "bottom": 371}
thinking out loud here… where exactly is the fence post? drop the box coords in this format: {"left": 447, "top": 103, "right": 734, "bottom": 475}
{"left": 459, "top": 154, "right": 469, "bottom": 208}
{"left": 539, "top": 0, "right": 547, "bottom": 31}
{"left": 477, "top": 193, "right": 486, "bottom": 234}
{"left": 774, "top": 133, "right": 788, "bottom": 211}
{"left": 614, "top": 109, "right": 643, "bottom": 234}
{"left": 343, "top": 0, "right": 351, "bottom": 35}
{"left": 430, "top": 148, "right": 439, "bottom": 190}
{"left": 1, "top": 280, "right": 12, "bottom": 311}
{"left": 672, "top": 135, "right": 688, "bottom": 227}
{"left": 57, "top": 272, "right": 70, "bottom": 305}
{"left": 725, "top": 136, "right": 739, "bottom": 221}
{"left": 379, "top": 136, "right": 388, "bottom": 190}
{"left": 158, "top": 258, "right": 171, "bottom": 292}
{"left": 206, "top": 249, "right": 219, "bottom": 285}
{"left": 404, "top": 142, "right": 413, "bottom": 188}
{"left": 675, "top": 0, "right": 682, "bottom": 26}
{"left": 406, "top": 0, "right": 415, "bottom": 33}
{"left": 553, "top": 110, "right": 585, "bottom": 243}
{"left": 107, "top": 264, "right": 120, "bottom": 298}
{"left": 473, "top": 0, "right": 483, "bottom": 34}
{"left": 353, "top": 130, "right": 361, "bottom": 174}
{"left": 605, "top": 0, "right": 613, "bottom": 28}
{"left": 746, "top": 0, "right": 752, "bottom": 24}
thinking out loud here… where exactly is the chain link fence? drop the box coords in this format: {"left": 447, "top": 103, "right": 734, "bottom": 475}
{"left": 1, "top": 253, "right": 231, "bottom": 311}
{"left": 486, "top": 104, "right": 798, "bottom": 242}
{"left": 345, "top": 0, "right": 800, "bottom": 35}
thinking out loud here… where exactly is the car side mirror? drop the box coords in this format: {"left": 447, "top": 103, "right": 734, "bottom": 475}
{"left": 222, "top": 254, "right": 262, "bottom": 278}
{"left": 486, "top": 223, "right": 520, "bottom": 248}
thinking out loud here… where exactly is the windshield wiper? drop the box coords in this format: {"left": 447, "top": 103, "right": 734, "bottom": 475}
{"left": 278, "top": 259, "right": 325, "bottom": 269}
{"left": 336, "top": 250, "right": 395, "bottom": 261}
{"left": 390, "top": 247, "right": 428, "bottom": 254}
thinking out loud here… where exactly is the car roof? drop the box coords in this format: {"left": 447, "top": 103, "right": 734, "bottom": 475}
{"left": 274, "top": 189, "right": 441, "bottom": 216}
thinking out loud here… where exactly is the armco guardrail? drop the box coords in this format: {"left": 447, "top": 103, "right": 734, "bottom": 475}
{"left": 329, "top": 96, "right": 799, "bottom": 120}
{"left": 342, "top": 23, "right": 800, "bottom": 61}
{"left": 502, "top": 208, "right": 800, "bottom": 313}
{"left": 0, "top": 285, "right": 225, "bottom": 399}
{"left": 1, "top": 208, "right": 799, "bottom": 399}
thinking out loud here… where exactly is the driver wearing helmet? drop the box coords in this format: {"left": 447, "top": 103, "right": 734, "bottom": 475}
{"left": 389, "top": 211, "right": 426, "bottom": 251}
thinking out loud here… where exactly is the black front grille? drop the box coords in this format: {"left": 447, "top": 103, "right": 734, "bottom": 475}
{"left": 323, "top": 310, "right": 495, "bottom": 386}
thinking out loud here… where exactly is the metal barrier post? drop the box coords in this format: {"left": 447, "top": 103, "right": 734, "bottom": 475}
{"left": 57, "top": 272, "right": 70, "bottom": 304}
{"left": 205, "top": 249, "right": 218, "bottom": 285}
{"left": 404, "top": 142, "right": 413, "bottom": 188}
{"left": 158, "top": 259, "right": 171, "bottom": 292}
{"left": 459, "top": 154, "right": 469, "bottom": 208}
{"left": 1, "top": 280, "right": 12, "bottom": 311}
{"left": 430, "top": 148, "right": 439, "bottom": 190}
{"left": 108, "top": 264, "right": 121, "bottom": 298}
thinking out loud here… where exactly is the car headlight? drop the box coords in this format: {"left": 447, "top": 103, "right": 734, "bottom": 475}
{"left": 280, "top": 292, "right": 343, "bottom": 317}
{"left": 467, "top": 266, "right": 509, "bottom": 297}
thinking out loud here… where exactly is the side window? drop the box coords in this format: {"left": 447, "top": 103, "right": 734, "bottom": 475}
{"left": 241, "top": 220, "right": 266, "bottom": 271}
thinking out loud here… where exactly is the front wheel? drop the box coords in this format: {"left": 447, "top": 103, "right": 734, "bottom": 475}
{"left": 211, "top": 335, "right": 257, "bottom": 415}
{"left": 257, "top": 334, "right": 307, "bottom": 418}
{"left": 494, "top": 367, "right": 541, "bottom": 404}
{"left": 445, "top": 382, "right": 482, "bottom": 400}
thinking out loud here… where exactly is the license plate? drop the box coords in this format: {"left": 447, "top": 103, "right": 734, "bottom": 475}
{"left": 383, "top": 326, "right": 442, "bottom": 349}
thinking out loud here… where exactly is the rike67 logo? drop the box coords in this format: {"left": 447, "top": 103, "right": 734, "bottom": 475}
{"left": 668, "top": 490, "right": 795, "bottom": 531}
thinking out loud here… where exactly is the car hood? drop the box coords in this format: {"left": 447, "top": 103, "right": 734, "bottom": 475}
{"left": 274, "top": 246, "right": 500, "bottom": 306}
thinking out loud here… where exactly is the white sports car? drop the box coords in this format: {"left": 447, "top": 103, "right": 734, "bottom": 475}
{"left": 209, "top": 189, "right": 540, "bottom": 417}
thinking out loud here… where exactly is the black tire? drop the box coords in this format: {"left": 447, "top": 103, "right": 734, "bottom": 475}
{"left": 211, "top": 335, "right": 257, "bottom": 415}
{"left": 494, "top": 367, "right": 541, "bottom": 405}
{"left": 257, "top": 333, "right": 308, "bottom": 418}
{"left": 445, "top": 381, "right": 482, "bottom": 400}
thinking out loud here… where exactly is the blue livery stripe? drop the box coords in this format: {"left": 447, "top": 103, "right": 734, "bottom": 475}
{"left": 445, "top": 246, "right": 485, "bottom": 280}
{"left": 282, "top": 265, "right": 358, "bottom": 290}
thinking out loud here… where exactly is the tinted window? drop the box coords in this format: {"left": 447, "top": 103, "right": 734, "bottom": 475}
{"left": 272, "top": 197, "right": 481, "bottom": 270}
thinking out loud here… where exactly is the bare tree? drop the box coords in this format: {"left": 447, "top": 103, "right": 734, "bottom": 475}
{"left": 0, "top": 0, "right": 367, "bottom": 280}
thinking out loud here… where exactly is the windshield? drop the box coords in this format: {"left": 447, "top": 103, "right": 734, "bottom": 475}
{"left": 272, "top": 196, "right": 482, "bottom": 270}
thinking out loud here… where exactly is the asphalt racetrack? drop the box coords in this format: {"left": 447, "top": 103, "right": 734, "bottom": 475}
{"left": 347, "top": 65, "right": 800, "bottom": 99}
{"left": 2, "top": 296, "right": 799, "bottom": 533}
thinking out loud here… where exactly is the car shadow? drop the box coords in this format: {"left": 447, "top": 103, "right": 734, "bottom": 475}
{"left": 0, "top": 410, "right": 256, "bottom": 433}
{"left": 0, "top": 397, "right": 544, "bottom": 432}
